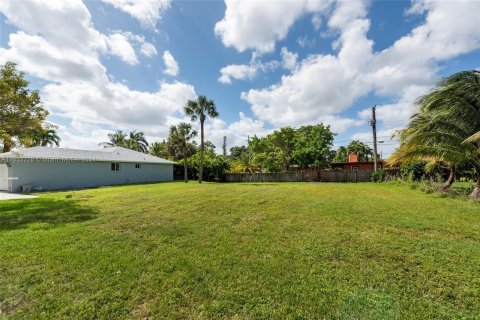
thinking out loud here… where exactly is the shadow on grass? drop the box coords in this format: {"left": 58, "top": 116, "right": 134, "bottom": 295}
{"left": 0, "top": 198, "right": 98, "bottom": 232}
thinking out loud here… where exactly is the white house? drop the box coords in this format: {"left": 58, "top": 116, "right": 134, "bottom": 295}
{"left": 0, "top": 147, "right": 176, "bottom": 192}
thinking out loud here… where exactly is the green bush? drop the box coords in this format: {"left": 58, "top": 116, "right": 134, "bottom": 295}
{"left": 371, "top": 169, "right": 386, "bottom": 182}
{"left": 400, "top": 161, "right": 427, "bottom": 181}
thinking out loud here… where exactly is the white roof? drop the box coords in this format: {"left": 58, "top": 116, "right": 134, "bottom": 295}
{"left": 0, "top": 146, "right": 176, "bottom": 164}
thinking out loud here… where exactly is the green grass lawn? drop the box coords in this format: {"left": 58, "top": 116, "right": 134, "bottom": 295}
{"left": 1, "top": 182, "right": 479, "bottom": 319}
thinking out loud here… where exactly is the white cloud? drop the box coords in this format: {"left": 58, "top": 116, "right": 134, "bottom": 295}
{"left": 219, "top": 64, "right": 257, "bottom": 84}
{"left": 280, "top": 47, "right": 298, "bottom": 70}
{"left": 242, "top": 0, "right": 480, "bottom": 133}
{"left": 101, "top": 0, "right": 171, "bottom": 29}
{"left": 205, "top": 112, "right": 272, "bottom": 154}
{"left": 107, "top": 33, "right": 138, "bottom": 65}
{"left": 0, "top": 0, "right": 195, "bottom": 149}
{"left": 140, "top": 42, "right": 157, "bottom": 57}
{"left": 163, "top": 50, "right": 179, "bottom": 76}
{"left": 242, "top": 0, "right": 372, "bottom": 127}
{"left": 218, "top": 52, "right": 279, "bottom": 84}
{"left": 215, "top": 0, "right": 333, "bottom": 53}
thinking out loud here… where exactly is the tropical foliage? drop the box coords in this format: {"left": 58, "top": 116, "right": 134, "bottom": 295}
{"left": 228, "top": 124, "right": 334, "bottom": 173}
{"left": 184, "top": 95, "right": 219, "bottom": 183}
{"left": 333, "top": 140, "right": 374, "bottom": 162}
{"left": 0, "top": 61, "right": 50, "bottom": 152}
{"left": 169, "top": 123, "right": 197, "bottom": 182}
{"left": 388, "top": 70, "right": 480, "bottom": 198}
{"left": 25, "top": 127, "right": 61, "bottom": 147}
{"left": 99, "top": 130, "right": 149, "bottom": 153}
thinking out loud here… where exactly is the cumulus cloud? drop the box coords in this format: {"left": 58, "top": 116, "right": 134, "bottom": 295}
{"left": 163, "top": 50, "right": 179, "bottom": 76}
{"left": 218, "top": 52, "right": 280, "bottom": 84}
{"left": 101, "top": 0, "right": 171, "bottom": 29}
{"left": 215, "top": 0, "right": 333, "bottom": 53}
{"left": 218, "top": 64, "right": 257, "bottom": 84}
{"left": 204, "top": 112, "right": 272, "bottom": 154}
{"left": 107, "top": 33, "right": 138, "bottom": 65}
{"left": 241, "top": 0, "right": 480, "bottom": 134}
{"left": 0, "top": 0, "right": 193, "bottom": 149}
{"left": 242, "top": 0, "right": 372, "bottom": 127}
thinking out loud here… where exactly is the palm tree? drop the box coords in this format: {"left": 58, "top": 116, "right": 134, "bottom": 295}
{"left": 99, "top": 130, "right": 127, "bottom": 148}
{"left": 170, "top": 123, "right": 197, "bottom": 182}
{"left": 23, "top": 128, "right": 61, "bottom": 148}
{"left": 388, "top": 70, "right": 480, "bottom": 198}
{"left": 388, "top": 112, "right": 467, "bottom": 190}
{"left": 33, "top": 129, "right": 61, "bottom": 147}
{"left": 99, "top": 130, "right": 149, "bottom": 153}
{"left": 126, "top": 131, "right": 149, "bottom": 153}
{"left": 184, "top": 95, "right": 219, "bottom": 183}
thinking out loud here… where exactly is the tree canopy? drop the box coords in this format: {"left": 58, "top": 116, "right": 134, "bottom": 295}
{"left": 229, "top": 124, "right": 335, "bottom": 173}
{"left": 0, "top": 61, "right": 49, "bottom": 152}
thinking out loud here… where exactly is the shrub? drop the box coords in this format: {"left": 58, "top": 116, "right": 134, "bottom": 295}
{"left": 371, "top": 169, "right": 386, "bottom": 182}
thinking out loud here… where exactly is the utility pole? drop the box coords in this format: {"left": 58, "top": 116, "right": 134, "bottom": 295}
{"left": 370, "top": 105, "right": 378, "bottom": 172}
{"left": 222, "top": 136, "right": 227, "bottom": 156}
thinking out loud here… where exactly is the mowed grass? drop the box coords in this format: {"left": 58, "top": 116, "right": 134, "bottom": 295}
{"left": 1, "top": 183, "right": 479, "bottom": 319}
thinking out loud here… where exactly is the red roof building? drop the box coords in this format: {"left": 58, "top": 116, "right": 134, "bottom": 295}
{"left": 331, "top": 152, "right": 384, "bottom": 171}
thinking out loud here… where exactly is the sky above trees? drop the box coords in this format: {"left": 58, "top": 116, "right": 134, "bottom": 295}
{"left": 0, "top": 0, "right": 479, "bottom": 156}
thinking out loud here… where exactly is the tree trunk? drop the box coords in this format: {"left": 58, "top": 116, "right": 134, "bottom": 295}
{"left": 199, "top": 118, "right": 204, "bottom": 183}
{"left": 469, "top": 174, "right": 480, "bottom": 200}
{"left": 440, "top": 167, "right": 455, "bottom": 191}
{"left": 183, "top": 145, "right": 188, "bottom": 183}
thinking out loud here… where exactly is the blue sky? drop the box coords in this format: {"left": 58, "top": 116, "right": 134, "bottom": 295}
{"left": 1, "top": 0, "right": 479, "bottom": 156}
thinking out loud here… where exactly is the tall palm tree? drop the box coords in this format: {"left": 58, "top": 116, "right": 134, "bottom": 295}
{"left": 388, "top": 70, "right": 480, "bottom": 198}
{"left": 184, "top": 95, "right": 219, "bottom": 183}
{"left": 170, "top": 123, "right": 197, "bottom": 182}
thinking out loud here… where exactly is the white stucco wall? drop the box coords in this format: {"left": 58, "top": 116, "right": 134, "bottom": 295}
{"left": 9, "top": 161, "right": 173, "bottom": 192}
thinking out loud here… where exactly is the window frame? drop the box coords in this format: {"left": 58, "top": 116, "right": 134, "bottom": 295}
{"left": 135, "top": 163, "right": 141, "bottom": 169}
{"left": 111, "top": 163, "right": 120, "bottom": 172}
{"left": 351, "top": 165, "right": 359, "bottom": 171}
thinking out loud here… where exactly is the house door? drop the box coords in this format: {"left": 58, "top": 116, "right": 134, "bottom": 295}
{"left": 0, "top": 164, "right": 8, "bottom": 191}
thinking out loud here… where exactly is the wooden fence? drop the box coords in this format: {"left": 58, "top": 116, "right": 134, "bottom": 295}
{"left": 224, "top": 169, "right": 372, "bottom": 183}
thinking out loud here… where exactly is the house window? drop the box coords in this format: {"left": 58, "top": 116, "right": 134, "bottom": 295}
{"left": 135, "top": 163, "right": 141, "bottom": 169}
{"left": 351, "top": 165, "right": 359, "bottom": 171}
{"left": 111, "top": 163, "right": 120, "bottom": 171}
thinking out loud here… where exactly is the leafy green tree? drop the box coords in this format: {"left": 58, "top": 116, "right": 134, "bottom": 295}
{"left": 203, "top": 140, "right": 216, "bottom": 156}
{"left": 248, "top": 127, "right": 296, "bottom": 172}
{"left": 190, "top": 153, "right": 230, "bottom": 182}
{"left": 184, "top": 95, "right": 219, "bottom": 183}
{"left": 169, "top": 123, "right": 197, "bottom": 182}
{"left": 0, "top": 61, "right": 49, "bottom": 152}
{"left": 230, "top": 145, "right": 248, "bottom": 160}
{"left": 292, "top": 124, "right": 334, "bottom": 169}
{"left": 149, "top": 140, "right": 171, "bottom": 159}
